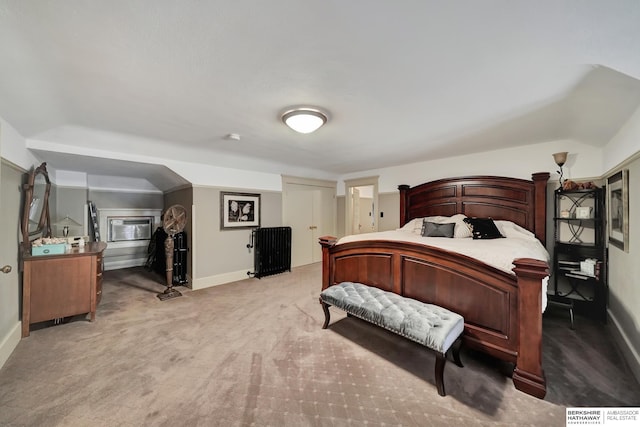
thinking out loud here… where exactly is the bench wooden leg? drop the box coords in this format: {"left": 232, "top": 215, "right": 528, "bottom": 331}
{"left": 451, "top": 338, "right": 463, "bottom": 368}
{"left": 320, "top": 299, "right": 331, "bottom": 329}
{"left": 435, "top": 353, "right": 447, "bottom": 396}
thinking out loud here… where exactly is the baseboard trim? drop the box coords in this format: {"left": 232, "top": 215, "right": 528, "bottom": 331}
{"left": 0, "top": 321, "right": 22, "bottom": 370}
{"left": 191, "top": 269, "right": 250, "bottom": 290}
{"left": 608, "top": 309, "right": 640, "bottom": 385}
{"left": 104, "top": 258, "right": 146, "bottom": 271}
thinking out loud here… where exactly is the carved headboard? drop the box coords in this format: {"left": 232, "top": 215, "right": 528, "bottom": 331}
{"left": 398, "top": 172, "right": 550, "bottom": 245}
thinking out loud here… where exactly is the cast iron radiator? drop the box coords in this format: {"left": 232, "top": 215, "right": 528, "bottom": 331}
{"left": 147, "top": 228, "right": 189, "bottom": 285}
{"left": 248, "top": 226, "right": 292, "bottom": 278}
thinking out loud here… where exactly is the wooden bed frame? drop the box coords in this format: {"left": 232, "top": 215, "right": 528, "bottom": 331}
{"left": 320, "top": 172, "right": 550, "bottom": 399}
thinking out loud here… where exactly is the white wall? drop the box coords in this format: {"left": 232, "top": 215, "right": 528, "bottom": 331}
{"left": 602, "top": 105, "right": 640, "bottom": 382}
{"left": 339, "top": 139, "right": 602, "bottom": 194}
{"left": 27, "top": 132, "right": 335, "bottom": 192}
{"left": 603, "top": 105, "right": 640, "bottom": 173}
{"left": 0, "top": 117, "right": 38, "bottom": 169}
{"left": 190, "top": 186, "right": 282, "bottom": 289}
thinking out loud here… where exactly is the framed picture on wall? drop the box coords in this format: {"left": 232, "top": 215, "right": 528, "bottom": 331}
{"left": 607, "top": 169, "right": 629, "bottom": 252}
{"left": 220, "top": 192, "right": 261, "bottom": 229}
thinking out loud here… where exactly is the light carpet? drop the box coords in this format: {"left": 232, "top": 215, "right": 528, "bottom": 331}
{"left": 0, "top": 263, "right": 638, "bottom": 426}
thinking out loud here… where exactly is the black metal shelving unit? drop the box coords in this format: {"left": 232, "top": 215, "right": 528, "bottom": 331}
{"left": 549, "top": 187, "right": 608, "bottom": 326}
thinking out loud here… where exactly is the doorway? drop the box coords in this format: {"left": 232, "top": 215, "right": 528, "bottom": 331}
{"left": 282, "top": 176, "right": 336, "bottom": 267}
{"left": 0, "top": 137, "right": 23, "bottom": 367}
{"left": 344, "top": 176, "right": 379, "bottom": 236}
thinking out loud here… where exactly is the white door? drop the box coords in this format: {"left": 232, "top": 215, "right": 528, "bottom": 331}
{"left": 313, "top": 187, "right": 335, "bottom": 262}
{"left": 359, "top": 197, "right": 375, "bottom": 233}
{"left": 351, "top": 188, "right": 361, "bottom": 234}
{"left": 0, "top": 128, "right": 22, "bottom": 367}
{"left": 286, "top": 188, "right": 314, "bottom": 267}
{"left": 0, "top": 148, "right": 6, "bottom": 294}
{"left": 284, "top": 183, "right": 336, "bottom": 267}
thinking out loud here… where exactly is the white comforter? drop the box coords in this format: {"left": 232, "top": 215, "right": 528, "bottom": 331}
{"left": 337, "top": 220, "right": 550, "bottom": 310}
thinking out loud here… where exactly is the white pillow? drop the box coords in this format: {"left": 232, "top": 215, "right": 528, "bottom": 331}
{"left": 449, "top": 214, "right": 472, "bottom": 238}
{"left": 399, "top": 218, "right": 424, "bottom": 234}
{"left": 494, "top": 220, "right": 536, "bottom": 240}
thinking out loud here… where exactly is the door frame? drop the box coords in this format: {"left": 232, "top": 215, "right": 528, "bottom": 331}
{"left": 0, "top": 156, "right": 25, "bottom": 368}
{"left": 281, "top": 175, "right": 337, "bottom": 264}
{"left": 344, "top": 176, "right": 379, "bottom": 236}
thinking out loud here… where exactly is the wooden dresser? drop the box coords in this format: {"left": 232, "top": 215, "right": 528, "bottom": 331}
{"left": 21, "top": 241, "right": 107, "bottom": 337}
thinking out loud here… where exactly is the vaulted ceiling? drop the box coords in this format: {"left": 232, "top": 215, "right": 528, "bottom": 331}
{"left": 1, "top": 1, "right": 640, "bottom": 189}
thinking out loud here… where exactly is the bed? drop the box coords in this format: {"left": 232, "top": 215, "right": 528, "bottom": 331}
{"left": 319, "top": 173, "right": 550, "bottom": 399}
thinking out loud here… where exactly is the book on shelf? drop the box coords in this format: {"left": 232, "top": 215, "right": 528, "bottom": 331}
{"left": 558, "top": 260, "right": 580, "bottom": 266}
{"left": 558, "top": 259, "right": 601, "bottom": 279}
{"left": 563, "top": 269, "right": 601, "bottom": 281}
{"left": 568, "top": 269, "right": 595, "bottom": 278}
{"left": 565, "top": 272, "right": 590, "bottom": 280}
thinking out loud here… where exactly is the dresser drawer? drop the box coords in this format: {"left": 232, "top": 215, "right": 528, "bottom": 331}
{"left": 96, "top": 255, "right": 104, "bottom": 305}
{"left": 22, "top": 241, "right": 107, "bottom": 337}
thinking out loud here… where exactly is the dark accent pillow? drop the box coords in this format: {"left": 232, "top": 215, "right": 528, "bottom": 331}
{"left": 462, "top": 217, "right": 504, "bottom": 240}
{"left": 421, "top": 220, "right": 455, "bottom": 238}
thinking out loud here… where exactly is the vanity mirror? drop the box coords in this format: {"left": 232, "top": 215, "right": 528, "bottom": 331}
{"left": 19, "top": 162, "right": 108, "bottom": 337}
{"left": 21, "top": 162, "right": 52, "bottom": 244}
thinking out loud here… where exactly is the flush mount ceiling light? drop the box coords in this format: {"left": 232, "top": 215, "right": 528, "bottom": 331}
{"left": 282, "top": 107, "right": 328, "bottom": 134}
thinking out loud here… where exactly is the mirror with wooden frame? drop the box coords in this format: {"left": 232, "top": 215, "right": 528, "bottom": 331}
{"left": 21, "top": 162, "right": 52, "bottom": 244}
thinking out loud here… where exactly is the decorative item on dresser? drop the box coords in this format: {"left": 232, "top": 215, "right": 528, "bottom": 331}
{"left": 319, "top": 173, "right": 550, "bottom": 399}
{"left": 54, "top": 215, "right": 82, "bottom": 238}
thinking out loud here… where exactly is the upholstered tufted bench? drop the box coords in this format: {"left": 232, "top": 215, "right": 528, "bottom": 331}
{"left": 320, "top": 281, "right": 464, "bottom": 396}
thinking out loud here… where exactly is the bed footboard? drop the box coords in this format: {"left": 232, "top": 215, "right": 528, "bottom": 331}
{"left": 319, "top": 236, "right": 548, "bottom": 399}
{"left": 512, "top": 258, "right": 548, "bottom": 399}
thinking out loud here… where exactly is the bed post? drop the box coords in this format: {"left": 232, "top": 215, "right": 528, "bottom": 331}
{"left": 319, "top": 236, "right": 337, "bottom": 291}
{"left": 398, "top": 184, "right": 410, "bottom": 227}
{"left": 512, "top": 258, "right": 549, "bottom": 399}
{"left": 531, "top": 172, "right": 550, "bottom": 246}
